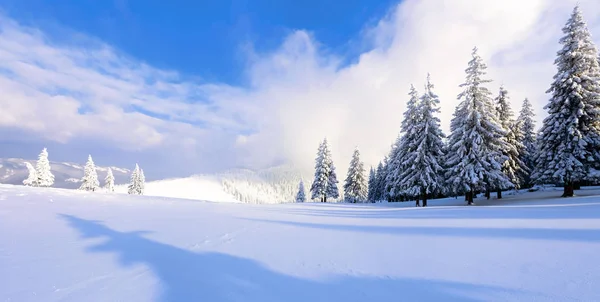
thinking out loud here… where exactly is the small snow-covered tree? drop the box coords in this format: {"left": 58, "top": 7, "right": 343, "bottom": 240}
{"left": 310, "top": 138, "right": 339, "bottom": 202}
{"left": 532, "top": 5, "right": 600, "bottom": 197}
{"left": 399, "top": 74, "right": 446, "bottom": 207}
{"left": 35, "top": 148, "right": 54, "bottom": 187}
{"left": 517, "top": 98, "right": 536, "bottom": 187}
{"left": 105, "top": 167, "right": 115, "bottom": 192}
{"left": 344, "top": 147, "right": 368, "bottom": 203}
{"left": 79, "top": 155, "right": 100, "bottom": 191}
{"left": 495, "top": 86, "right": 528, "bottom": 195}
{"left": 384, "top": 136, "right": 403, "bottom": 201}
{"left": 445, "top": 47, "right": 511, "bottom": 205}
{"left": 23, "top": 162, "right": 37, "bottom": 186}
{"left": 373, "top": 161, "right": 385, "bottom": 201}
{"left": 128, "top": 164, "right": 142, "bottom": 195}
{"left": 367, "top": 167, "right": 376, "bottom": 202}
{"left": 296, "top": 180, "right": 306, "bottom": 203}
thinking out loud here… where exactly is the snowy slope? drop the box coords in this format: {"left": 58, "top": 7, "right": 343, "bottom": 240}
{"left": 1, "top": 184, "right": 600, "bottom": 301}
{"left": 0, "top": 158, "right": 130, "bottom": 189}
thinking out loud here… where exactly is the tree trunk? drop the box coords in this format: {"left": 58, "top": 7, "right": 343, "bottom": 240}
{"left": 422, "top": 188, "right": 428, "bottom": 207}
{"left": 466, "top": 189, "right": 474, "bottom": 205}
{"left": 497, "top": 188, "right": 502, "bottom": 199}
{"left": 415, "top": 196, "right": 420, "bottom": 207}
{"left": 324, "top": 195, "right": 327, "bottom": 203}
{"left": 485, "top": 187, "right": 490, "bottom": 200}
{"left": 562, "top": 182, "right": 574, "bottom": 197}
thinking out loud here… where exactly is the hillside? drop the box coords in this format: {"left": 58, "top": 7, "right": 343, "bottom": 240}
{"left": 0, "top": 158, "right": 130, "bottom": 189}
{"left": 1, "top": 184, "right": 599, "bottom": 301}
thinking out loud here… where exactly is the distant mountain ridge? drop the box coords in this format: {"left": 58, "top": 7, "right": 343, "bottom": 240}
{"left": 0, "top": 158, "right": 131, "bottom": 189}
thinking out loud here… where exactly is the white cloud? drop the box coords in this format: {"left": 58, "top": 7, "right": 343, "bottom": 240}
{"left": 1, "top": 0, "right": 600, "bottom": 178}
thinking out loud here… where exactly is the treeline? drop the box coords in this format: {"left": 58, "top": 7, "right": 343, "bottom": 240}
{"left": 298, "top": 5, "right": 600, "bottom": 205}
{"left": 23, "top": 148, "right": 146, "bottom": 195}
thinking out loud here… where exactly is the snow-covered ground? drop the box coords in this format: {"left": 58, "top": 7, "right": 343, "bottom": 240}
{"left": 1, "top": 184, "right": 599, "bottom": 301}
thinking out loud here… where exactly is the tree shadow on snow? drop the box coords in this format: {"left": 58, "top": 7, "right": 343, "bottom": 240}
{"left": 59, "top": 214, "right": 533, "bottom": 302}
{"left": 243, "top": 218, "right": 600, "bottom": 244}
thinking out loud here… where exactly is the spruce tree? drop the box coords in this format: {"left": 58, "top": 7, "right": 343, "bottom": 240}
{"left": 533, "top": 5, "right": 600, "bottom": 197}
{"left": 128, "top": 164, "right": 141, "bottom": 195}
{"left": 344, "top": 147, "right": 368, "bottom": 203}
{"left": 310, "top": 138, "right": 339, "bottom": 202}
{"left": 517, "top": 98, "right": 536, "bottom": 187}
{"left": 23, "top": 162, "right": 37, "bottom": 186}
{"left": 105, "top": 168, "right": 115, "bottom": 192}
{"left": 367, "top": 167, "right": 376, "bottom": 202}
{"left": 139, "top": 168, "right": 146, "bottom": 195}
{"left": 296, "top": 180, "right": 306, "bottom": 203}
{"left": 495, "top": 86, "right": 528, "bottom": 196}
{"left": 445, "top": 47, "right": 511, "bottom": 205}
{"left": 79, "top": 155, "right": 100, "bottom": 191}
{"left": 388, "top": 85, "right": 421, "bottom": 202}
{"left": 35, "top": 148, "right": 54, "bottom": 187}
{"left": 384, "top": 136, "right": 403, "bottom": 201}
{"left": 399, "top": 74, "right": 446, "bottom": 207}
{"left": 373, "top": 162, "right": 384, "bottom": 202}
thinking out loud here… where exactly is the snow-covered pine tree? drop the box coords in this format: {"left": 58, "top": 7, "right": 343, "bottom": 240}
{"left": 343, "top": 147, "right": 368, "bottom": 203}
{"left": 105, "top": 167, "right": 115, "bottom": 192}
{"left": 373, "top": 161, "right": 384, "bottom": 202}
{"left": 445, "top": 47, "right": 512, "bottom": 205}
{"left": 310, "top": 138, "right": 339, "bottom": 202}
{"left": 367, "top": 167, "right": 376, "bottom": 202}
{"left": 79, "top": 155, "right": 100, "bottom": 191}
{"left": 139, "top": 168, "right": 146, "bottom": 195}
{"left": 384, "top": 136, "right": 402, "bottom": 201}
{"left": 35, "top": 148, "right": 54, "bottom": 187}
{"left": 495, "top": 86, "right": 528, "bottom": 196}
{"left": 532, "top": 5, "right": 600, "bottom": 197}
{"left": 296, "top": 180, "right": 306, "bottom": 203}
{"left": 517, "top": 98, "right": 536, "bottom": 187}
{"left": 399, "top": 74, "right": 446, "bottom": 207}
{"left": 378, "top": 156, "right": 389, "bottom": 201}
{"left": 387, "top": 85, "right": 421, "bottom": 203}
{"left": 128, "top": 164, "right": 141, "bottom": 195}
{"left": 23, "top": 162, "right": 37, "bottom": 186}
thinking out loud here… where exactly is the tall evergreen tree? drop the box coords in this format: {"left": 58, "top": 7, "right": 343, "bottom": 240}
{"left": 296, "top": 180, "right": 306, "bottom": 203}
{"left": 384, "top": 136, "right": 403, "bottom": 201}
{"left": 517, "top": 98, "right": 536, "bottom": 187}
{"left": 445, "top": 47, "right": 511, "bottom": 205}
{"left": 105, "top": 168, "right": 115, "bottom": 192}
{"left": 495, "top": 86, "right": 528, "bottom": 196}
{"left": 344, "top": 147, "right": 368, "bottom": 203}
{"left": 79, "top": 155, "right": 100, "bottom": 191}
{"left": 387, "top": 85, "right": 421, "bottom": 201}
{"left": 310, "top": 138, "right": 339, "bottom": 202}
{"left": 128, "top": 164, "right": 142, "bottom": 195}
{"left": 399, "top": 74, "right": 446, "bottom": 207}
{"left": 139, "top": 169, "right": 146, "bottom": 195}
{"left": 367, "top": 167, "right": 376, "bottom": 202}
{"left": 533, "top": 6, "right": 600, "bottom": 197}
{"left": 373, "top": 162, "right": 384, "bottom": 201}
{"left": 35, "top": 148, "right": 54, "bottom": 187}
{"left": 23, "top": 162, "right": 37, "bottom": 186}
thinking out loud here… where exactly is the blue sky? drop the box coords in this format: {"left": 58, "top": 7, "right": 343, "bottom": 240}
{"left": 0, "top": 0, "right": 594, "bottom": 179}
{"left": 1, "top": 0, "right": 396, "bottom": 85}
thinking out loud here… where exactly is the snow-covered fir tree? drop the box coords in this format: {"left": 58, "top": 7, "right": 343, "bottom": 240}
{"left": 105, "top": 168, "right": 115, "bottom": 192}
{"left": 310, "top": 138, "right": 339, "bottom": 202}
{"left": 128, "top": 164, "right": 142, "bottom": 195}
{"left": 373, "top": 162, "right": 384, "bottom": 201}
{"left": 34, "top": 148, "right": 54, "bottom": 187}
{"left": 495, "top": 86, "right": 528, "bottom": 195}
{"left": 445, "top": 47, "right": 511, "bottom": 205}
{"left": 517, "top": 98, "right": 537, "bottom": 187}
{"left": 532, "top": 5, "right": 600, "bottom": 197}
{"left": 23, "top": 162, "right": 37, "bottom": 186}
{"left": 367, "top": 167, "right": 376, "bottom": 202}
{"left": 387, "top": 85, "right": 421, "bottom": 202}
{"left": 79, "top": 155, "right": 100, "bottom": 191}
{"left": 295, "top": 180, "right": 306, "bottom": 203}
{"left": 399, "top": 74, "right": 446, "bottom": 207}
{"left": 384, "top": 136, "right": 403, "bottom": 201}
{"left": 343, "top": 147, "right": 368, "bottom": 203}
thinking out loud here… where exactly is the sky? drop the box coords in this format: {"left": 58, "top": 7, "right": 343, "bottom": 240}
{"left": 1, "top": 0, "right": 600, "bottom": 180}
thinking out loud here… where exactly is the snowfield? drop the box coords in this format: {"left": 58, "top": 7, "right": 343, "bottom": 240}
{"left": 1, "top": 185, "right": 599, "bottom": 301}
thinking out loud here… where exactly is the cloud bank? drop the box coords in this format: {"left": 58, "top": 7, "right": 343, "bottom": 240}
{"left": 1, "top": 0, "right": 600, "bottom": 179}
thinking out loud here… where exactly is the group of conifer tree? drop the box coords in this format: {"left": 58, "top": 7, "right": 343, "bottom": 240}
{"left": 23, "top": 148, "right": 146, "bottom": 195}
{"left": 299, "top": 5, "right": 600, "bottom": 205}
